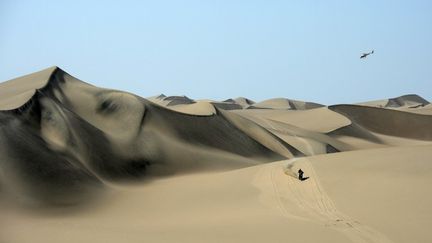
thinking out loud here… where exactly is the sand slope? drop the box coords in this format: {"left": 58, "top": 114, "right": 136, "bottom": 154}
{"left": 310, "top": 145, "right": 432, "bottom": 243}
{"left": 0, "top": 67, "right": 286, "bottom": 205}
{"left": 1, "top": 67, "right": 431, "bottom": 242}
{"left": 3, "top": 145, "right": 431, "bottom": 243}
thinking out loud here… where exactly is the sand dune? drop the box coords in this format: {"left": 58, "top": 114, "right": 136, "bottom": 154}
{"left": 148, "top": 95, "right": 196, "bottom": 106}
{"left": 210, "top": 101, "right": 243, "bottom": 110}
{"left": 0, "top": 66, "right": 56, "bottom": 110}
{"left": 329, "top": 104, "right": 432, "bottom": 140}
{"left": 0, "top": 67, "right": 284, "bottom": 205}
{"left": 385, "top": 94, "right": 429, "bottom": 107}
{"left": 309, "top": 145, "right": 432, "bottom": 243}
{"left": 356, "top": 94, "right": 430, "bottom": 112}
{"left": 233, "top": 107, "right": 351, "bottom": 133}
{"left": 1, "top": 67, "right": 431, "bottom": 243}
{"left": 229, "top": 97, "right": 256, "bottom": 108}
{"left": 234, "top": 97, "right": 255, "bottom": 106}
{"left": 250, "top": 98, "right": 324, "bottom": 110}
{"left": 3, "top": 145, "right": 431, "bottom": 243}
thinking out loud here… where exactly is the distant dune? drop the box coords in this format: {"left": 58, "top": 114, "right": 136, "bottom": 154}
{"left": 249, "top": 97, "right": 324, "bottom": 110}
{"left": 356, "top": 94, "right": 430, "bottom": 108}
{"left": 1, "top": 67, "right": 431, "bottom": 243}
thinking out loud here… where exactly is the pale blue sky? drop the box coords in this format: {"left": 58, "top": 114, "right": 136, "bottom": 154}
{"left": 1, "top": 0, "right": 431, "bottom": 104}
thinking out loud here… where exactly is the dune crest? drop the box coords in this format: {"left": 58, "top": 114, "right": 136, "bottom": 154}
{"left": 1, "top": 67, "right": 431, "bottom": 243}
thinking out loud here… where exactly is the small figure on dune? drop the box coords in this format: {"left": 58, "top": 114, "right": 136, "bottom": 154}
{"left": 298, "top": 169, "right": 309, "bottom": 181}
{"left": 360, "top": 50, "right": 374, "bottom": 59}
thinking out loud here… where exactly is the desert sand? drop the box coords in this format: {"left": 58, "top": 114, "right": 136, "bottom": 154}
{"left": 1, "top": 67, "right": 431, "bottom": 243}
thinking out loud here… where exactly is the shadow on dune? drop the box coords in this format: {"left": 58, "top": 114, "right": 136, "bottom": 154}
{"left": 1, "top": 67, "right": 429, "bottom": 208}
{"left": 329, "top": 105, "right": 432, "bottom": 140}
{"left": 0, "top": 67, "right": 288, "bottom": 207}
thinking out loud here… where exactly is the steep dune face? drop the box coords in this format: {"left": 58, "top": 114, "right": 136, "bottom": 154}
{"left": 1, "top": 67, "right": 430, "bottom": 206}
{"left": 0, "top": 68, "right": 284, "bottom": 205}
{"left": 0, "top": 66, "right": 56, "bottom": 110}
{"left": 385, "top": 94, "right": 429, "bottom": 107}
{"left": 1, "top": 67, "right": 432, "bottom": 243}
{"left": 329, "top": 105, "right": 432, "bottom": 140}
{"left": 230, "top": 107, "right": 354, "bottom": 156}
{"left": 356, "top": 94, "right": 430, "bottom": 112}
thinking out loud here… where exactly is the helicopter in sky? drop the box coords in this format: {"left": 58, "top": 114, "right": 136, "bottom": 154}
{"left": 360, "top": 50, "right": 374, "bottom": 59}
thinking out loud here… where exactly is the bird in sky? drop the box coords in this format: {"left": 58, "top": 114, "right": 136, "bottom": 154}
{"left": 360, "top": 50, "right": 374, "bottom": 59}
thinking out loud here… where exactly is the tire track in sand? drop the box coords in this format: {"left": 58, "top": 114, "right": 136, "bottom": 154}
{"left": 257, "top": 159, "right": 394, "bottom": 243}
